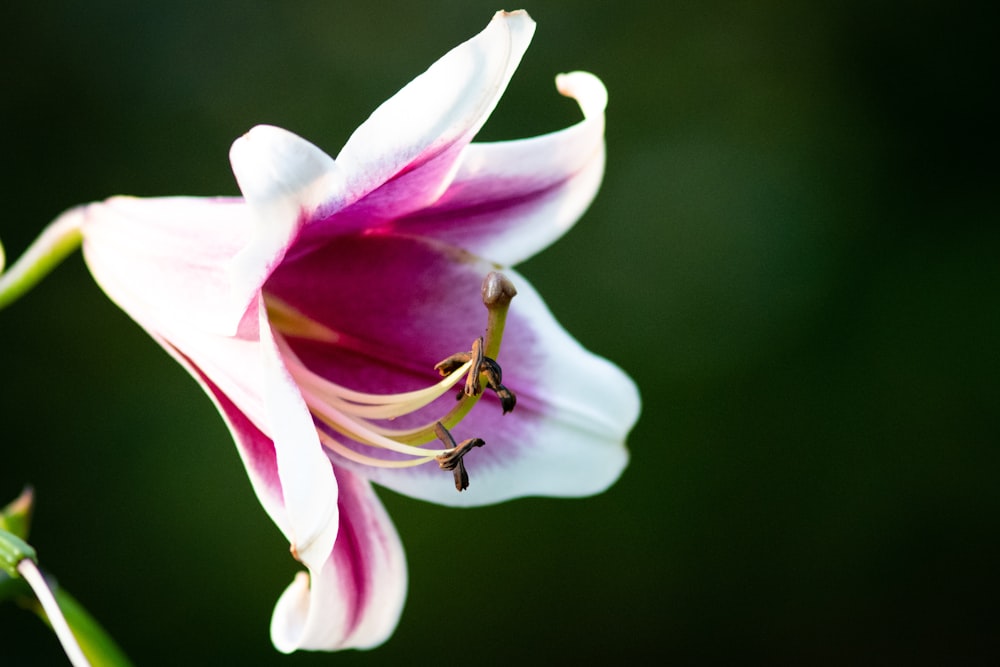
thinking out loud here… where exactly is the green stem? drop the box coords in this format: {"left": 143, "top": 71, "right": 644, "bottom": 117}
{"left": 0, "top": 208, "right": 84, "bottom": 311}
{"left": 2, "top": 527, "right": 133, "bottom": 666}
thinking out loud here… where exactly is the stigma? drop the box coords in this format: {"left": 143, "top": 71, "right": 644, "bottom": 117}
{"left": 266, "top": 272, "right": 517, "bottom": 491}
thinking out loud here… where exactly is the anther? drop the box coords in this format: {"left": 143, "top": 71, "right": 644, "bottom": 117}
{"left": 478, "top": 356, "right": 517, "bottom": 414}
{"left": 464, "top": 337, "right": 485, "bottom": 398}
{"left": 433, "top": 422, "right": 486, "bottom": 492}
{"left": 433, "top": 351, "right": 471, "bottom": 377}
{"left": 435, "top": 338, "right": 517, "bottom": 414}
{"left": 493, "top": 385, "right": 517, "bottom": 415}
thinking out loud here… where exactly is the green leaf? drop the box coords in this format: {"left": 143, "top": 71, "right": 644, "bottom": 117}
{"left": 0, "top": 486, "right": 34, "bottom": 540}
{"left": 0, "top": 529, "right": 36, "bottom": 578}
{"left": 2, "top": 489, "right": 133, "bottom": 665}
{"left": 47, "top": 586, "right": 135, "bottom": 667}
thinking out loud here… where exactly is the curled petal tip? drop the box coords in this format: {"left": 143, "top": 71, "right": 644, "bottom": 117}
{"left": 556, "top": 71, "right": 608, "bottom": 118}
{"left": 495, "top": 9, "right": 531, "bottom": 20}
{"left": 229, "top": 125, "right": 336, "bottom": 207}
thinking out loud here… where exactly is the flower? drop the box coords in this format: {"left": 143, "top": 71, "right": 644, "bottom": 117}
{"left": 45, "top": 10, "right": 639, "bottom": 652}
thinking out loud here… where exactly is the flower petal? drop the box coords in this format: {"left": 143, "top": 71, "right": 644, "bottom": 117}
{"left": 167, "top": 304, "right": 338, "bottom": 572}
{"left": 386, "top": 71, "right": 609, "bottom": 265}
{"left": 82, "top": 190, "right": 342, "bottom": 566}
{"left": 228, "top": 125, "right": 338, "bottom": 294}
{"left": 87, "top": 244, "right": 341, "bottom": 573}
{"left": 264, "top": 233, "right": 637, "bottom": 506}
{"left": 81, "top": 196, "right": 259, "bottom": 336}
{"left": 256, "top": 301, "right": 341, "bottom": 570}
{"left": 270, "top": 467, "right": 407, "bottom": 653}
{"left": 282, "top": 10, "right": 536, "bottom": 255}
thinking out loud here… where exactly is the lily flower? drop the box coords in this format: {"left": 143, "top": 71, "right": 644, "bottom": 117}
{"left": 7, "top": 10, "right": 639, "bottom": 652}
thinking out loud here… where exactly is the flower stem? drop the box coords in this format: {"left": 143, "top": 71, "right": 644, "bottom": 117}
{"left": 2, "top": 528, "right": 92, "bottom": 666}
{"left": 3, "top": 490, "right": 133, "bottom": 667}
{"left": 0, "top": 208, "right": 84, "bottom": 311}
{"left": 15, "top": 558, "right": 92, "bottom": 667}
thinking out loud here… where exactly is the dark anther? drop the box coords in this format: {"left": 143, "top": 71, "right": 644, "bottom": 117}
{"left": 493, "top": 385, "right": 517, "bottom": 414}
{"left": 479, "top": 356, "right": 517, "bottom": 414}
{"left": 435, "top": 337, "right": 515, "bottom": 413}
{"left": 434, "top": 351, "right": 471, "bottom": 377}
{"left": 433, "top": 422, "right": 486, "bottom": 492}
{"left": 479, "top": 357, "right": 503, "bottom": 385}
{"left": 434, "top": 337, "right": 485, "bottom": 396}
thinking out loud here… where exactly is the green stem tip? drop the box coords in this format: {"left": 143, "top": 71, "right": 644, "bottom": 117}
{"left": 0, "top": 208, "right": 84, "bottom": 311}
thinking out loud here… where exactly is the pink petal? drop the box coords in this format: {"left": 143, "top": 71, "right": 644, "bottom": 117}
{"left": 386, "top": 71, "right": 609, "bottom": 265}
{"left": 264, "top": 232, "right": 637, "bottom": 505}
{"left": 270, "top": 467, "right": 407, "bottom": 652}
{"left": 350, "top": 265, "right": 638, "bottom": 506}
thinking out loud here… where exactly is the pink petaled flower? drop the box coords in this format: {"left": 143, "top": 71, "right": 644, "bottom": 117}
{"left": 53, "top": 10, "right": 639, "bottom": 652}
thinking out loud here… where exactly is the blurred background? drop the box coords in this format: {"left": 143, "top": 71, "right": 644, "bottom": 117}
{"left": 2, "top": 0, "right": 997, "bottom": 664}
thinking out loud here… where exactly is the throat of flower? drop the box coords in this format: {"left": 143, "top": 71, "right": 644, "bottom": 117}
{"left": 265, "top": 272, "right": 518, "bottom": 491}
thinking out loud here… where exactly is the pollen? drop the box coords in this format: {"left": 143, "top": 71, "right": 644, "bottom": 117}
{"left": 266, "top": 272, "right": 517, "bottom": 491}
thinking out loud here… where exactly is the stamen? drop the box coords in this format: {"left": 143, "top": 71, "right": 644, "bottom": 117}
{"left": 301, "top": 384, "right": 453, "bottom": 458}
{"left": 431, "top": 338, "right": 485, "bottom": 398}
{"left": 278, "top": 334, "right": 472, "bottom": 419}
{"left": 433, "top": 422, "right": 485, "bottom": 492}
{"left": 265, "top": 271, "right": 519, "bottom": 491}
{"left": 433, "top": 351, "right": 472, "bottom": 377}
{"left": 464, "top": 337, "right": 486, "bottom": 398}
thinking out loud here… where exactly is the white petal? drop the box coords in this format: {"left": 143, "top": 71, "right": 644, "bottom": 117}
{"left": 386, "top": 72, "right": 608, "bottom": 265}
{"left": 258, "top": 303, "right": 340, "bottom": 572}
{"left": 103, "top": 289, "right": 339, "bottom": 573}
{"left": 81, "top": 196, "right": 258, "bottom": 336}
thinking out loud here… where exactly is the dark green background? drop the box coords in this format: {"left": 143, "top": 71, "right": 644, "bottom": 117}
{"left": 2, "top": 1, "right": 997, "bottom": 664}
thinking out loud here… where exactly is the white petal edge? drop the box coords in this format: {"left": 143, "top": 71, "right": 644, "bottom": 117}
{"left": 330, "top": 10, "right": 536, "bottom": 206}
{"left": 257, "top": 301, "right": 340, "bottom": 572}
{"left": 453, "top": 71, "right": 608, "bottom": 265}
